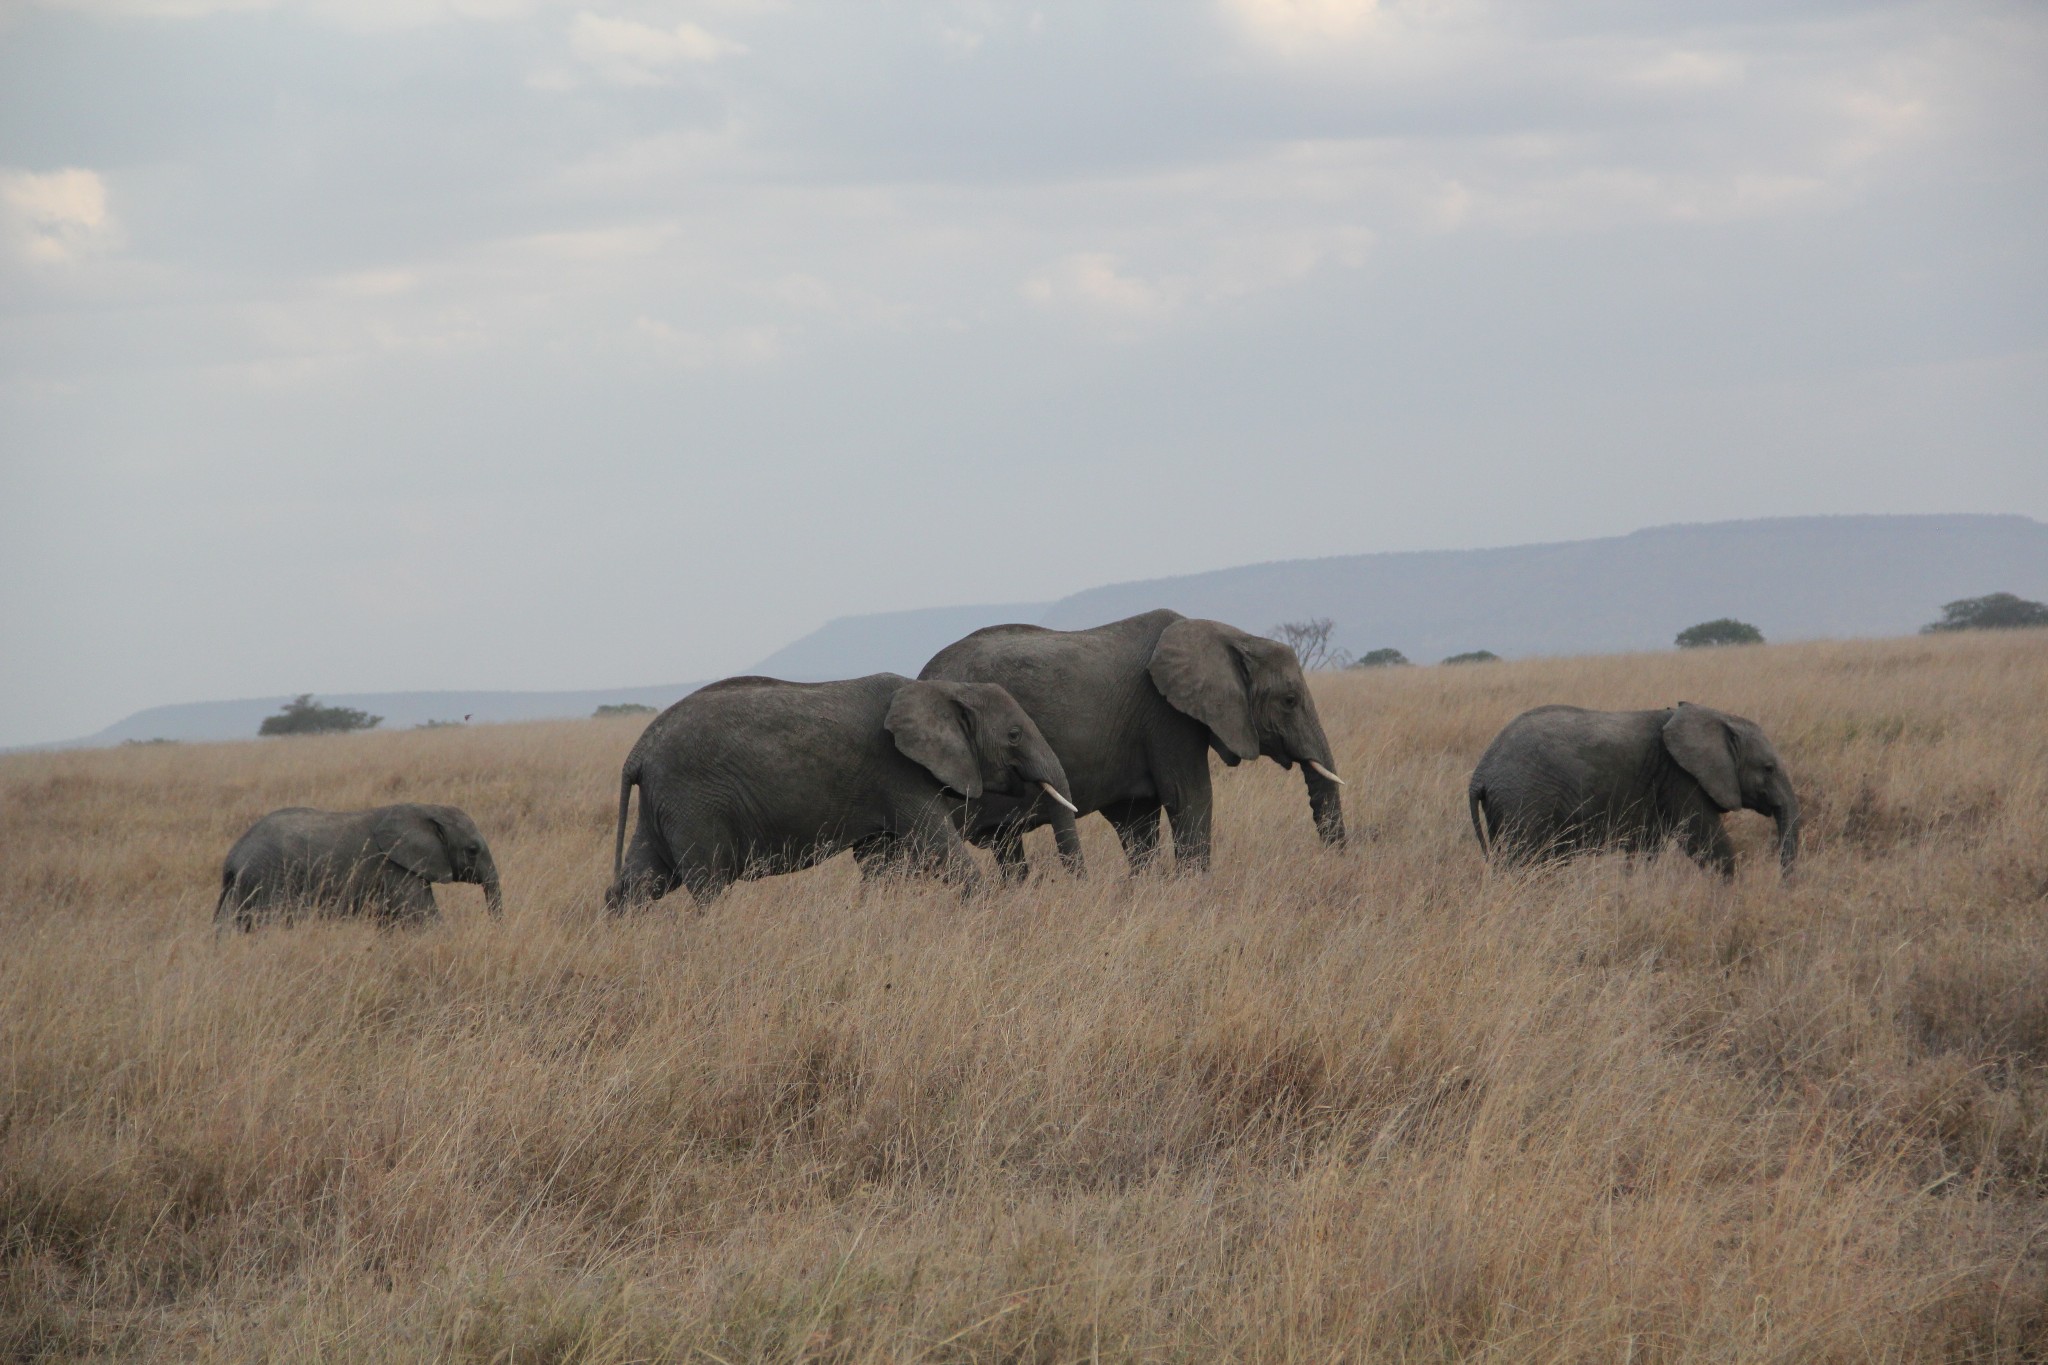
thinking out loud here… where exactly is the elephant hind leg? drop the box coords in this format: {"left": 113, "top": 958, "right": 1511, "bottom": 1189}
{"left": 608, "top": 832, "right": 678, "bottom": 913}
{"left": 677, "top": 864, "right": 733, "bottom": 907}
{"left": 1101, "top": 799, "right": 1165, "bottom": 875}
{"left": 216, "top": 870, "right": 252, "bottom": 933}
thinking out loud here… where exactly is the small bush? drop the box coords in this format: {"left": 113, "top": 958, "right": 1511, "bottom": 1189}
{"left": 414, "top": 719, "right": 466, "bottom": 730}
{"left": 1441, "top": 650, "right": 1500, "bottom": 665}
{"left": 1676, "top": 618, "right": 1765, "bottom": 648}
{"left": 257, "top": 695, "right": 381, "bottom": 737}
{"left": 1352, "top": 648, "right": 1411, "bottom": 668}
{"left": 1923, "top": 593, "right": 2048, "bottom": 634}
{"left": 593, "top": 703, "right": 657, "bottom": 719}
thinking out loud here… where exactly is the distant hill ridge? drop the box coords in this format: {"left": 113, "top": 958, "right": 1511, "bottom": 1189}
{"left": 755, "top": 513, "right": 2048, "bottom": 678}
{"left": 41, "top": 514, "right": 2048, "bottom": 749}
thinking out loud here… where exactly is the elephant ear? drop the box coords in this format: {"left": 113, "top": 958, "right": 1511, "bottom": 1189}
{"left": 1662, "top": 704, "right": 1742, "bottom": 812}
{"left": 1148, "top": 618, "right": 1259, "bottom": 764}
{"left": 374, "top": 807, "right": 456, "bottom": 881}
{"left": 885, "top": 681, "right": 982, "bottom": 799}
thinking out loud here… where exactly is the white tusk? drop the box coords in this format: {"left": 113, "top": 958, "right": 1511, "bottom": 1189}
{"left": 1040, "top": 781, "right": 1079, "bottom": 814}
{"left": 1307, "top": 761, "right": 1346, "bottom": 786}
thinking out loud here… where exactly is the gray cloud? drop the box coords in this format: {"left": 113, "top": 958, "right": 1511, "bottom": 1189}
{"left": 2, "top": 0, "right": 2044, "bottom": 745}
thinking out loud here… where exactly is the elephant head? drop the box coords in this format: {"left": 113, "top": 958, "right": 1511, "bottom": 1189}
{"left": 885, "top": 679, "right": 1075, "bottom": 813}
{"left": 375, "top": 804, "right": 504, "bottom": 916}
{"left": 1662, "top": 703, "right": 1800, "bottom": 870}
{"left": 1147, "top": 618, "right": 1345, "bottom": 844}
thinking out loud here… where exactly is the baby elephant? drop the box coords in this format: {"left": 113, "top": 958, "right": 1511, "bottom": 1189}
{"left": 216, "top": 803, "right": 503, "bottom": 931}
{"left": 1468, "top": 702, "right": 1800, "bottom": 875}
{"left": 606, "top": 673, "right": 1076, "bottom": 910}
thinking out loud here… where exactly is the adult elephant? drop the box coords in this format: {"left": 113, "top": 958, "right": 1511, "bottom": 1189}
{"left": 1468, "top": 702, "right": 1800, "bottom": 875}
{"left": 216, "top": 803, "right": 503, "bottom": 931}
{"left": 605, "top": 674, "right": 1076, "bottom": 910}
{"left": 918, "top": 609, "right": 1346, "bottom": 877}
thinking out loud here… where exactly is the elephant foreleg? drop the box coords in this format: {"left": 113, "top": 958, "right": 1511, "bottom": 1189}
{"left": 852, "top": 833, "right": 902, "bottom": 882}
{"left": 1679, "top": 814, "right": 1737, "bottom": 879}
{"left": 376, "top": 868, "right": 440, "bottom": 928}
{"left": 1101, "top": 798, "right": 1165, "bottom": 875}
{"left": 1163, "top": 788, "right": 1215, "bottom": 873}
{"left": 894, "top": 814, "right": 983, "bottom": 896}
{"left": 988, "top": 821, "right": 1032, "bottom": 885}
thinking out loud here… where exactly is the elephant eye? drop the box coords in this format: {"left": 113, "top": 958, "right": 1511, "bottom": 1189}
{"left": 1008, "top": 725, "right": 1023, "bottom": 744}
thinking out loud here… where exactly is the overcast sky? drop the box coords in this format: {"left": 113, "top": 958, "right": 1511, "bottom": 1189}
{"left": 2, "top": 0, "right": 2044, "bottom": 745}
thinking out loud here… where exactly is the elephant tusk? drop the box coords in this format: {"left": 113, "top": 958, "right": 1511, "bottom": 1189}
{"left": 1040, "top": 782, "right": 1079, "bottom": 814}
{"left": 1307, "top": 761, "right": 1346, "bottom": 786}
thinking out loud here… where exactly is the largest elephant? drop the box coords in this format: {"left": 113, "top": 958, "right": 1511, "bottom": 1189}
{"left": 605, "top": 673, "right": 1075, "bottom": 909}
{"left": 918, "top": 609, "right": 1346, "bottom": 876}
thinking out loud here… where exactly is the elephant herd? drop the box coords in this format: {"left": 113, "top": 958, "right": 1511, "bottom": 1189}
{"left": 214, "top": 608, "right": 1800, "bottom": 931}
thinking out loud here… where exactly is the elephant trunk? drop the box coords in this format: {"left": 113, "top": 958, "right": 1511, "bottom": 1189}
{"left": 1292, "top": 712, "right": 1346, "bottom": 849}
{"left": 1770, "top": 779, "right": 1801, "bottom": 874}
{"left": 475, "top": 851, "right": 504, "bottom": 918}
{"left": 1019, "top": 743, "right": 1084, "bottom": 876}
{"left": 1304, "top": 763, "right": 1346, "bottom": 848}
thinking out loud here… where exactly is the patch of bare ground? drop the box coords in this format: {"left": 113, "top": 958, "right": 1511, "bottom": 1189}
{"left": 5, "top": 630, "right": 2048, "bottom": 1360}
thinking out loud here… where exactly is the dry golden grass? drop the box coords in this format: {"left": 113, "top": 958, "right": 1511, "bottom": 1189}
{"left": 6, "top": 630, "right": 2048, "bottom": 1362}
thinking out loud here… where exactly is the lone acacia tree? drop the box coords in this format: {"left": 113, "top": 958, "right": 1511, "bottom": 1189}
{"left": 1922, "top": 593, "right": 2048, "bottom": 633}
{"left": 1351, "top": 648, "right": 1411, "bottom": 668}
{"left": 1676, "top": 618, "right": 1765, "bottom": 648}
{"left": 1268, "top": 618, "right": 1350, "bottom": 670}
{"left": 1442, "top": 650, "right": 1501, "bottom": 665}
{"left": 258, "top": 695, "right": 382, "bottom": 736}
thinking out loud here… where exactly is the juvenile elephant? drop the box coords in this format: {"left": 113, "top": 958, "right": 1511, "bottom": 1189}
{"left": 605, "top": 674, "right": 1076, "bottom": 909}
{"left": 918, "top": 608, "right": 1346, "bottom": 877}
{"left": 1468, "top": 702, "right": 1800, "bottom": 875}
{"left": 216, "top": 803, "right": 503, "bottom": 931}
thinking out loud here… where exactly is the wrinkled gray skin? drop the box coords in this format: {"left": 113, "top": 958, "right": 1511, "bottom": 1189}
{"left": 216, "top": 803, "right": 503, "bottom": 931}
{"left": 917, "top": 609, "right": 1345, "bottom": 877}
{"left": 1468, "top": 702, "right": 1801, "bottom": 875}
{"left": 606, "top": 674, "right": 1074, "bottom": 909}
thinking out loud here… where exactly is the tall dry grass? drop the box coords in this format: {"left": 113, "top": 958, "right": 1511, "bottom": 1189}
{"left": 5, "top": 630, "right": 2048, "bottom": 1362}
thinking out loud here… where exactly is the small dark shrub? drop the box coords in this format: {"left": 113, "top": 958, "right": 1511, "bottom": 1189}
{"left": 257, "top": 695, "right": 381, "bottom": 737}
{"left": 1676, "top": 618, "right": 1764, "bottom": 648}
{"left": 1441, "top": 650, "right": 1500, "bottom": 666}
{"left": 593, "top": 703, "right": 657, "bottom": 719}
{"left": 1922, "top": 593, "right": 2048, "bottom": 634}
{"left": 1352, "top": 648, "right": 1411, "bottom": 668}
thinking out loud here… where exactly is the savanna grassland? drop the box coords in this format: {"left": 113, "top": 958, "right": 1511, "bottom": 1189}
{"left": 6, "top": 631, "right": 2048, "bottom": 1362}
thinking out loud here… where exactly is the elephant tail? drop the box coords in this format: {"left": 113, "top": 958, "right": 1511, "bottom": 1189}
{"left": 613, "top": 762, "right": 639, "bottom": 886}
{"left": 1468, "top": 780, "right": 1493, "bottom": 856}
